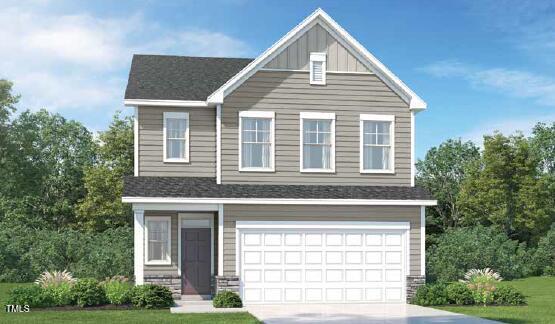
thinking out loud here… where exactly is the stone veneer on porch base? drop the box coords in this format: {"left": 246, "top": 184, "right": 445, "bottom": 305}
{"left": 406, "top": 275, "right": 426, "bottom": 302}
{"left": 144, "top": 275, "right": 181, "bottom": 299}
{"left": 215, "top": 275, "right": 240, "bottom": 294}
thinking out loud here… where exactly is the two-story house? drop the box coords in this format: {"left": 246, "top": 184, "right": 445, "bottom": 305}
{"left": 122, "top": 8, "right": 436, "bottom": 304}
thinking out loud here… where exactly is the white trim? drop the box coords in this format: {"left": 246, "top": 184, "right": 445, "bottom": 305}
{"left": 309, "top": 52, "right": 326, "bottom": 85}
{"left": 124, "top": 99, "right": 211, "bottom": 107}
{"left": 300, "top": 112, "right": 336, "bottom": 173}
{"left": 144, "top": 216, "right": 172, "bottom": 265}
{"left": 163, "top": 111, "right": 190, "bottom": 163}
{"left": 206, "top": 8, "right": 426, "bottom": 110}
{"left": 420, "top": 206, "right": 426, "bottom": 276}
{"left": 216, "top": 104, "right": 222, "bottom": 184}
{"left": 360, "top": 114, "right": 395, "bottom": 174}
{"left": 238, "top": 111, "right": 276, "bottom": 172}
{"left": 177, "top": 213, "right": 214, "bottom": 276}
{"left": 235, "top": 226, "right": 240, "bottom": 276}
{"left": 132, "top": 203, "right": 219, "bottom": 212}
{"left": 133, "top": 209, "right": 144, "bottom": 285}
{"left": 134, "top": 106, "right": 139, "bottom": 177}
{"left": 405, "top": 226, "right": 410, "bottom": 300}
{"left": 236, "top": 220, "right": 410, "bottom": 230}
{"left": 218, "top": 204, "right": 224, "bottom": 276}
{"left": 411, "top": 111, "right": 415, "bottom": 187}
{"left": 260, "top": 68, "right": 374, "bottom": 75}
{"left": 124, "top": 197, "right": 438, "bottom": 206}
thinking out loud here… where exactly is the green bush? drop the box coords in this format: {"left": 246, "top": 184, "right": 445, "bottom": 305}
{"left": 530, "top": 224, "right": 555, "bottom": 276}
{"left": 103, "top": 280, "right": 133, "bottom": 305}
{"left": 446, "top": 282, "right": 474, "bottom": 305}
{"left": 493, "top": 285, "right": 526, "bottom": 305}
{"left": 7, "top": 285, "right": 54, "bottom": 308}
{"left": 71, "top": 278, "right": 106, "bottom": 307}
{"left": 213, "top": 291, "right": 243, "bottom": 308}
{"left": 131, "top": 285, "right": 174, "bottom": 309}
{"left": 43, "top": 283, "right": 74, "bottom": 306}
{"left": 426, "top": 226, "right": 531, "bottom": 283}
{"left": 411, "top": 284, "right": 448, "bottom": 306}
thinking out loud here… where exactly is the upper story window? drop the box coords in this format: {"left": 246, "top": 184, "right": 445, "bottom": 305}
{"left": 309, "top": 52, "right": 326, "bottom": 85}
{"left": 300, "top": 112, "right": 335, "bottom": 173}
{"left": 145, "top": 216, "right": 171, "bottom": 265}
{"left": 360, "top": 114, "right": 395, "bottom": 173}
{"left": 239, "top": 111, "right": 275, "bottom": 172}
{"left": 163, "top": 112, "right": 189, "bottom": 163}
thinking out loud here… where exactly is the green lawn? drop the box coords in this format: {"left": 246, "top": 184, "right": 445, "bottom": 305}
{"left": 0, "top": 283, "right": 260, "bottom": 324}
{"left": 435, "top": 276, "right": 555, "bottom": 324}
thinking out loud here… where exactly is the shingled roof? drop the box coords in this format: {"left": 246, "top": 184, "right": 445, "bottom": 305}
{"left": 124, "top": 55, "right": 253, "bottom": 101}
{"left": 123, "top": 176, "right": 432, "bottom": 201}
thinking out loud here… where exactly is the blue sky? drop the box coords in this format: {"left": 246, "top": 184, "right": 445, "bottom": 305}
{"left": 2, "top": 0, "right": 554, "bottom": 158}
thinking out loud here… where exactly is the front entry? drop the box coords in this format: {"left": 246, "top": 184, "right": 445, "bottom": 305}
{"left": 181, "top": 228, "right": 211, "bottom": 295}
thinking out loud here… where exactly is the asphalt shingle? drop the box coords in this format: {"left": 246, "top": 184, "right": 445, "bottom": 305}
{"left": 124, "top": 55, "right": 253, "bottom": 101}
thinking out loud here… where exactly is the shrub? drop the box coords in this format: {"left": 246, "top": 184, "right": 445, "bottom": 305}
{"left": 43, "top": 283, "right": 74, "bottom": 306}
{"left": 71, "top": 278, "right": 106, "bottom": 307}
{"left": 35, "top": 270, "right": 76, "bottom": 288}
{"left": 426, "top": 226, "right": 530, "bottom": 283}
{"left": 103, "top": 280, "right": 133, "bottom": 305}
{"left": 131, "top": 285, "right": 174, "bottom": 309}
{"left": 530, "top": 224, "right": 555, "bottom": 276}
{"left": 446, "top": 282, "right": 474, "bottom": 305}
{"left": 493, "top": 285, "right": 526, "bottom": 305}
{"left": 7, "top": 285, "right": 54, "bottom": 308}
{"left": 213, "top": 291, "right": 243, "bottom": 308}
{"left": 460, "top": 268, "right": 502, "bottom": 305}
{"left": 411, "top": 284, "right": 448, "bottom": 306}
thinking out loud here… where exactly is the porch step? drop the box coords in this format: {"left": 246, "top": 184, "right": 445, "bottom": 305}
{"left": 181, "top": 294, "right": 212, "bottom": 301}
{"left": 171, "top": 300, "right": 245, "bottom": 314}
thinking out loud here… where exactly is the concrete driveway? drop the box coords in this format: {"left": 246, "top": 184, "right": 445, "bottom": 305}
{"left": 246, "top": 303, "right": 499, "bottom": 324}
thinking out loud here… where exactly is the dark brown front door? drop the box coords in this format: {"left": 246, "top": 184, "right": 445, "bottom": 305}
{"left": 181, "top": 228, "right": 211, "bottom": 295}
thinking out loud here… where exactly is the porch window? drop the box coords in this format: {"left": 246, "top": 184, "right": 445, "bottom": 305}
{"left": 300, "top": 112, "right": 335, "bottom": 172}
{"left": 239, "top": 111, "right": 275, "bottom": 171}
{"left": 163, "top": 112, "right": 189, "bottom": 162}
{"left": 360, "top": 114, "right": 395, "bottom": 173}
{"left": 145, "top": 216, "right": 171, "bottom": 265}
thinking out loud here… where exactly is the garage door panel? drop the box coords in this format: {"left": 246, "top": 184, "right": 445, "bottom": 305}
{"left": 239, "top": 227, "right": 407, "bottom": 304}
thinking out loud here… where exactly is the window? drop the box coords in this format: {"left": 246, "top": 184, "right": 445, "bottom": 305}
{"left": 309, "top": 52, "right": 326, "bottom": 85}
{"left": 300, "top": 112, "right": 335, "bottom": 172}
{"left": 360, "top": 114, "right": 395, "bottom": 173}
{"left": 163, "top": 112, "right": 189, "bottom": 162}
{"left": 239, "top": 111, "right": 275, "bottom": 171}
{"left": 145, "top": 216, "right": 171, "bottom": 265}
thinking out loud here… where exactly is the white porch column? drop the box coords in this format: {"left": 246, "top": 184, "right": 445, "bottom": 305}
{"left": 134, "top": 208, "right": 145, "bottom": 285}
{"left": 420, "top": 206, "right": 426, "bottom": 276}
{"left": 218, "top": 204, "right": 224, "bottom": 276}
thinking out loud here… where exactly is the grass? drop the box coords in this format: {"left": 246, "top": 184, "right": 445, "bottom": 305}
{"left": 435, "top": 276, "right": 555, "bottom": 324}
{"left": 0, "top": 283, "right": 260, "bottom": 324}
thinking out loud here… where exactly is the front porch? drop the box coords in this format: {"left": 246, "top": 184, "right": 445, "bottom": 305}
{"left": 133, "top": 203, "right": 234, "bottom": 300}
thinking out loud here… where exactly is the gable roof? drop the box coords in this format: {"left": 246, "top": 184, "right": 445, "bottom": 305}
{"left": 124, "top": 55, "right": 252, "bottom": 102}
{"left": 207, "top": 8, "right": 427, "bottom": 110}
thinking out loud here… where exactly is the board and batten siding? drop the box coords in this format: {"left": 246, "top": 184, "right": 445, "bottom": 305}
{"left": 138, "top": 106, "right": 216, "bottom": 177}
{"left": 222, "top": 205, "right": 421, "bottom": 276}
{"left": 221, "top": 70, "right": 411, "bottom": 185}
{"left": 143, "top": 212, "right": 218, "bottom": 277}
{"left": 264, "top": 23, "right": 369, "bottom": 73}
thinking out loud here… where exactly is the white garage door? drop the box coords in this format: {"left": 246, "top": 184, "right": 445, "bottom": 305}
{"left": 237, "top": 222, "right": 409, "bottom": 304}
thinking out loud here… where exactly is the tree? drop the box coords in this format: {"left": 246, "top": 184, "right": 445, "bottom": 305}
{"left": 531, "top": 122, "right": 555, "bottom": 174}
{"left": 76, "top": 112, "right": 133, "bottom": 231}
{"left": 0, "top": 109, "right": 96, "bottom": 228}
{"left": 459, "top": 133, "right": 554, "bottom": 243}
{"left": 416, "top": 139, "right": 480, "bottom": 233}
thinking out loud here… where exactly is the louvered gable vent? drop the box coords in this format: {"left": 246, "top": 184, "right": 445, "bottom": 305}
{"left": 309, "top": 52, "right": 326, "bottom": 85}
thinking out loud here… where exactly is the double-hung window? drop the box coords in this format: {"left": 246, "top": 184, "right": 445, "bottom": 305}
{"left": 145, "top": 216, "right": 171, "bottom": 265}
{"left": 239, "top": 111, "right": 275, "bottom": 171}
{"left": 300, "top": 112, "right": 335, "bottom": 172}
{"left": 163, "top": 112, "right": 189, "bottom": 162}
{"left": 360, "top": 114, "right": 395, "bottom": 173}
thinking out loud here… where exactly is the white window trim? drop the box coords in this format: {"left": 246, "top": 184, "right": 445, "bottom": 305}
{"left": 163, "top": 112, "right": 190, "bottom": 163}
{"left": 238, "top": 111, "right": 275, "bottom": 172}
{"left": 144, "top": 216, "right": 172, "bottom": 265}
{"left": 309, "top": 52, "right": 326, "bottom": 85}
{"left": 299, "top": 112, "right": 336, "bottom": 173}
{"left": 360, "top": 114, "right": 395, "bottom": 174}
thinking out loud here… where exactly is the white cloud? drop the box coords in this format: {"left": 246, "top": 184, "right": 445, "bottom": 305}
{"left": 420, "top": 60, "right": 555, "bottom": 106}
{"left": 0, "top": 3, "right": 251, "bottom": 115}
